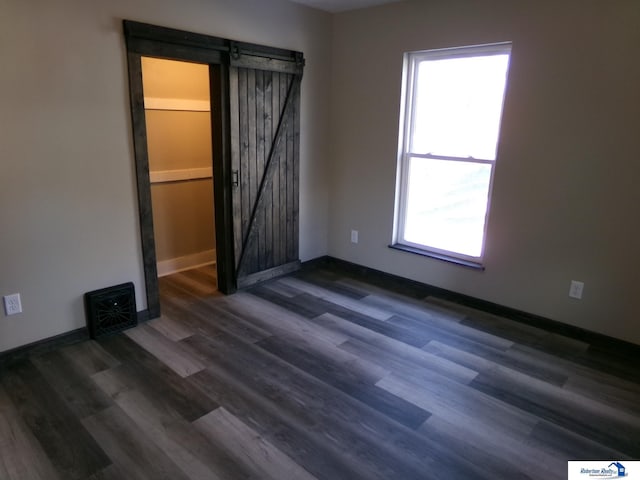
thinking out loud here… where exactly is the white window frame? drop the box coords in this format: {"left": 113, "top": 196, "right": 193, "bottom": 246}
{"left": 393, "top": 42, "right": 512, "bottom": 267}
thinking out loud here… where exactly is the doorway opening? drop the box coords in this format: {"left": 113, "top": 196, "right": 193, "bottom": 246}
{"left": 141, "top": 58, "right": 217, "bottom": 280}
{"left": 140, "top": 57, "right": 220, "bottom": 308}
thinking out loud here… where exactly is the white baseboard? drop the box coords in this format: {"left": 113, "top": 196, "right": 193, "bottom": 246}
{"left": 157, "top": 249, "right": 216, "bottom": 277}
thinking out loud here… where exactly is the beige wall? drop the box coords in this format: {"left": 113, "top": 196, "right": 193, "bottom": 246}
{"left": 142, "top": 57, "right": 210, "bottom": 101}
{"left": 145, "top": 110, "right": 213, "bottom": 172}
{"left": 0, "top": 0, "right": 332, "bottom": 352}
{"left": 328, "top": 0, "right": 640, "bottom": 344}
{"left": 151, "top": 180, "right": 215, "bottom": 262}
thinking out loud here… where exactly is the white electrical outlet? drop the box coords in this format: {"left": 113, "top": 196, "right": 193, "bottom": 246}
{"left": 3, "top": 293, "right": 23, "bottom": 315}
{"left": 350, "top": 230, "right": 359, "bottom": 244}
{"left": 569, "top": 281, "right": 584, "bottom": 300}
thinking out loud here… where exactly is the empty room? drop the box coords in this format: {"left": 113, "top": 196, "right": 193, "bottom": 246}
{"left": 1, "top": 0, "right": 639, "bottom": 479}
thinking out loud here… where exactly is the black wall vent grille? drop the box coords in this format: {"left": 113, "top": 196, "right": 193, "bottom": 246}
{"left": 84, "top": 282, "right": 137, "bottom": 339}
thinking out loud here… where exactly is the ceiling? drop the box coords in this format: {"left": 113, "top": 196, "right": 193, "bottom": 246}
{"left": 287, "top": 0, "right": 405, "bottom": 13}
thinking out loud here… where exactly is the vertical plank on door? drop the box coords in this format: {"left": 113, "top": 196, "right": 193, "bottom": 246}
{"left": 238, "top": 69, "right": 250, "bottom": 269}
{"left": 291, "top": 81, "right": 300, "bottom": 263}
{"left": 229, "top": 68, "right": 243, "bottom": 268}
{"left": 263, "top": 71, "right": 274, "bottom": 268}
{"left": 247, "top": 68, "right": 258, "bottom": 274}
{"left": 285, "top": 79, "right": 295, "bottom": 263}
{"left": 278, "top": 73, "right": 289, "bottom": 266}
{"left": 271, "top": 72, "right": 282, "bottom": 268}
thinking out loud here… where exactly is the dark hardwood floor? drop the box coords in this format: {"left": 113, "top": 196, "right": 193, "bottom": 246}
{"left": 1, "top": 263, "right": 639, "bottom": 479}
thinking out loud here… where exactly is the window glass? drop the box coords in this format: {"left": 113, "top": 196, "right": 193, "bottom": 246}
{"left": 404, "top": 157, "right": 492, "bottom": 257}
{"left": 411, "top": 54, "right": 510, "bottom": 159}
{"left": 395, "top": 43, "right": 511, "bottom": 263}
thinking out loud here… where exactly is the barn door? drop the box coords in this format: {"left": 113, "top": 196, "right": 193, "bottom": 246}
{"left": 229, "top": 62, "right": 302, "bottom": 288}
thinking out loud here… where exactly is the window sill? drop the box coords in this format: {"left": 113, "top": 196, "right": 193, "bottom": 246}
{"left": 388, "top": 244, "right": 485, "bottom": 271}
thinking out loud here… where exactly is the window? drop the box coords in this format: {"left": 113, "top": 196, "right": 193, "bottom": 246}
{"left": 394, "top": 43, "right": 511, "bottom": 266}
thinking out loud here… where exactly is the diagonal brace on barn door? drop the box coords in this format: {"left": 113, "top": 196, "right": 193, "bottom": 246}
{"left": 236, "top": 74, "right": 300, "bottom": 277}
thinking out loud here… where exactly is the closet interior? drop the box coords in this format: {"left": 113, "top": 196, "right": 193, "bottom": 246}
{"left": 141, "top": 57, "right": 216, "bottom": 278}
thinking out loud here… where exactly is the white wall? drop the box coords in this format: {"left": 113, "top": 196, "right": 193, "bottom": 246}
{"left": 0, "top": 0, "right": 332, "bottom": 352}
{"left": 328, "top": 0, "right": 640, "bottom": 344}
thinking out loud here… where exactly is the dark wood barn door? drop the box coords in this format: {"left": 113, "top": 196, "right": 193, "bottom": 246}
{"left": 230, "top": 67, "right": 302, "bottom": 288}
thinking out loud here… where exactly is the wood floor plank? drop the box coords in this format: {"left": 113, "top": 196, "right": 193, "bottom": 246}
{"left": 426, "top": 297, "right": 591, "bottom": 357}
{"left": 259, "top": 279, "right": 301, "bottom": 298}
{"left": 194, "top": 407, "right": 318, "bottom": 480}
{"left": 147, "top": 315, "right": 195, "bottom": 342}
{"left": 228, "top": 308, "right": 390, "bottom": 384}
{"left": 563, "top": 374, "right": 640, "bottom": 417}
{"left": 425, "top": 297, "right": 551, "bottom": 343}
{"left": 219, "top": 292, "right": 350, "bottom": 347}
{"left": 158, "top": 294, "right": 240, "bottom": 343}
{"left": 90, "top": 366, "right": 135, "bottom": 401}
{"left": 159, "top": 275, "right": 206, "bottom": 305}
{"left": 336, "top": 276, "right": 464, "bottom": 320}
{"left": 196, "top": 300, "right": 274, "bottom": 344}
{"left": 387, "top": 313, "right": 514, "bottom": 353}
{"left": 59, "top": 340, "right": 120, "bottom": 376}
{"left": 510, "top": 343, "right": 640, "bottom": 391}
{"left": 90, "top": 362, "right": 236, "bottom": 479}
{"left": 507, "top": 343, "right": 640, "bottom": 409}
{"left": 168, "top": 270, "right": 219, "bottom": 298}
{"left": 528, "top": 419, "right": 633, "bottom": 461}
{"left": 162, "top": 286, "right": 272, "bottom": 345}
{"left": 469, "top": 365, "right": 640, "bottom": 456}
{"left": 179, "top": 266, "right": 218, "bottom": 293}
{"left": 95, "top": 335, "right": 217, "bottom": 422}
{"left": 424, "top": 339, "right": 569, "bottom": 386}
{"left": 363, "top": 293, "right": 468, "bottom": 328}
{"left": 316, "top": 312, "right": 477, "bottom": 384}
{"left": 31, "top": 350, "right": 113, "bottom": 419}
{"left": 278, "top": 277, "right": 394, "bottom": 321}
{"left": 110, "top": 388, "right": 249, "bottom": 480}
{"left": 321, "top": 268, "right": 431, "bottom": 299}
{"left": 83, "top": 464, "right": 131, "bottom": 480}
{"left": 258, "top": 290, "right": 435, "bottom": 347}
{"left": 248, "top": 286, "right": 329, "bottom": 318}
{"left": 82, "top": 405, "right": 191, "bottom": 480}
{"left": 0, "top": 385, "right": 63, "bottom": 480}
{"left": 256, "top": 335, "right": 428, "bottom": 429}
{"left": 363, "top": 293, "right": 516, "bottom": 351}
{"left": 377, "top": 371, "right": 539, "bottom": 441}
{"left": 292, "top": 268, "right": 369, "bottom": 299}
{"left": 420, "top": 415, "right": 564, "bottom": 480}
{"left": 0, "top": 360, "right": 110, "bottom": 480}
{"left": 125, "top": 323, "right": 207, "bottom": 378}
{"left": 579, "top": 344, "right": 640, "bottom": 383}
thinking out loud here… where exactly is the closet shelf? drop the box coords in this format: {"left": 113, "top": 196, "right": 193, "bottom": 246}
{"left": 144, "top": 97, "right": 210, "bottom": 112}
{"left": 150, "top": 167, "right": 213, "bottom": 184}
